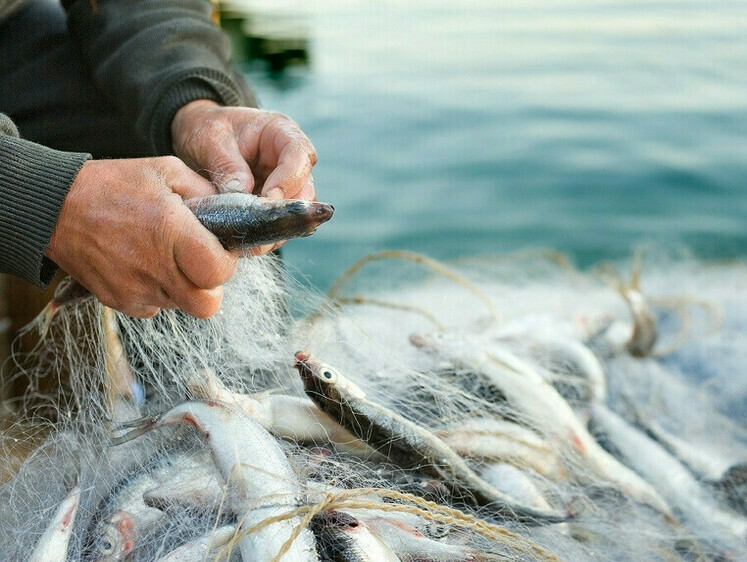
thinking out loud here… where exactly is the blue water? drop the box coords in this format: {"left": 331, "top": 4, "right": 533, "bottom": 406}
{"left": 231, "top": 0, "right": 747, "bottom": 289}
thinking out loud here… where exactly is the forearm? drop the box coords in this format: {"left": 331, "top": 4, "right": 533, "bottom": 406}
{"left": 0, "top": 113, "right": 90, "bottom": 286}
{"left": 62, "top": 0, "right": 255, "bottom": 155}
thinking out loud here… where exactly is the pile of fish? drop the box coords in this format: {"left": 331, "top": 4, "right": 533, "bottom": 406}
{"left": 1, "top": 194, "right": 745, "bottom": 561}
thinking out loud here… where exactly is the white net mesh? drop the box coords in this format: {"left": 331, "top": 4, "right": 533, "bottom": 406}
{"left": 1, "top": 250, "right": 744, "bottom": 560}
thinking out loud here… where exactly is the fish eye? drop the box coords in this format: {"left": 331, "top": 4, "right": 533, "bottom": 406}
{"left": 100, "top": 540, "right": 114, "bottom": 554}
{"left": 318, "top": 367, "right": 340, "bottom": 383}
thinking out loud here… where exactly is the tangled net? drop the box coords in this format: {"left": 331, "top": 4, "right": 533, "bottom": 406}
{"left": 0, "top": 249, "right": 744, "bottom": 561}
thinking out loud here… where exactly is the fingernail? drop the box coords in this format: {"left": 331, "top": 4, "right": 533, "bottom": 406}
{"left": 267, "top": 187, "right": 285, "bottom": 200}
{"left": 222, "top": 178, "right": 243, "bottom": 193}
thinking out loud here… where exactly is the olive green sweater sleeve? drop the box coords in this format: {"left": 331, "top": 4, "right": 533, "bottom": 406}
{"left": 62, "top": 0, "right": 255, "bottom": 155}
{"left": 0, "top": 113, "right": 90, "bottom": 286}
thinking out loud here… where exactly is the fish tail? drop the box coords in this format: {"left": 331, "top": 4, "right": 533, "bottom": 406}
{"left": 108, "top": 414, "right": 160, "bottom": 446}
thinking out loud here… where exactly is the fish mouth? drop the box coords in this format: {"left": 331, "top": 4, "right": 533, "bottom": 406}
{"left": 300, "top": 202, "right": 334, "bottom": 230}
{"left": 294, "top": 351, "right": 332, "bottom": 399}
{"left": 313, "top": 202, "right": 335, "bottom": 222}
{"left": 264, "top": 201, "right": 334, "bottom": 242}
{"left": 293, "top": 350, "right": 315, "bottom": 388}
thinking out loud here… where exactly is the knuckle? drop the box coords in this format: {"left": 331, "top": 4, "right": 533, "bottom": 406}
{"left": 181, "top": 120, "right": 231, "bottom": 158}
{"left": 154, "top": 155, "right": 187, "bottom": 183}
{"left": 200, "top": 119, "right": 231, "bottom": 141}
{"left": 160, "top": 154, "right": 182, "bottom": 170}
{"left": 262, "top": 111, "right": 295, "bottom": 134}
{"left": 266, "top": 110, "right": 290, "bottom": 124}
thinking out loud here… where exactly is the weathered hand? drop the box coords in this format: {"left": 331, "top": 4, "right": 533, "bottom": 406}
{"left": 171, "top": 100, "right": 317, "bottom": 200}
{"left": 45, "top": 157, "right": 238, "bottom": 318}
{"left": 171, "top": 100, "right": 318, "bottom": 253}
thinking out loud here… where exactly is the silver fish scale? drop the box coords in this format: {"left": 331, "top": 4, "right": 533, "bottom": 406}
{"left": 187, "top": 193, "right": 333, "bottom": 251}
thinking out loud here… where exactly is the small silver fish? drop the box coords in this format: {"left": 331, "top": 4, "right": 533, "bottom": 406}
{"left": 29, "top": 485, "right": 81, "bottom": 562}
{"left": 142, "top": 457, "right": 225, "bottom": 513}
{"left": 354, "top": 510, "right": 505, "bottom": 561}
{"left": 84, "top": 452, "right": 198, "bottom": 561}
{"left": 435, "top": 417, "right": 566, "bottom": 481}
{"left": 310, "top": 510, "right": 402, "bottom": 562}
{"left": 625, "top": 402, "right": 745, "bottom": 484}
{"left": 590, "top": 402, "right": 747, "bottom": 541}
{"left": 186, "top": 192, "right": 334, "bottom": 252}
{"left": 294, "top": 351, "right": 568, "bottom": 524}
{"left": 111, "top": 400, "right": 318, "bottom": 561}
{"left": 410, "top": 330, "right": 673, "bottom": 518}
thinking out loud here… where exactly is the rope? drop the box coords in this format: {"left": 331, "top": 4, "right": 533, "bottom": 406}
{"left": 216, "top": 486, "right": 559, "bottom": 561}
{"left": 320, "top": 250, "right": 500, "bottom": 325}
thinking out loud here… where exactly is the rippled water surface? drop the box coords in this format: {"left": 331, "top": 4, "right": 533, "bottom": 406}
{"left": 228, "top": 0, "right": 747, "bottom": 288}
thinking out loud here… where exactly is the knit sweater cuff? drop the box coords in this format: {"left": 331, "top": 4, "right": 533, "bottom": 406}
{"left": 0, "top": 135, "right": 90, "bottom": 287}
{"left": 147, "top": 69, "right": 247, "bottom": 155}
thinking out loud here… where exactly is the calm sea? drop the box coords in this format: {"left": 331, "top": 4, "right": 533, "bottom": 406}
{"left": 227, "top": 0, "right": 747, "bottom": 289}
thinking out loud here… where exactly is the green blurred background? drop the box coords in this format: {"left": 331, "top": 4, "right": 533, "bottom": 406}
{"left": 222, "top": 0, "right": 747, "bottom": 289}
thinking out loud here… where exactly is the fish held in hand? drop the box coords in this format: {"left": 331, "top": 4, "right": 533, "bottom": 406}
{"left": 186, "top": 192, "right": 334, "bottom": 252}
{"left": 33, "top": 192, "right": 333, "bottom": 323}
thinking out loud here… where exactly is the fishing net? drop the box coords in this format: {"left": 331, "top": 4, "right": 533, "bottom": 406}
{"left": 1, "top": 249, "right": 745, "bottom": 560}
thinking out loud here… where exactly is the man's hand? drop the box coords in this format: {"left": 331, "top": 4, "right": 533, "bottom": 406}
{"left": 171, "top": 99, "right": 317, "bottom": 204}
{"left": 45, "top": 157, "right": 238, "bottom": 318}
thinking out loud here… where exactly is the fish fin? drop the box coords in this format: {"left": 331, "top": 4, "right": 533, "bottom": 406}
{"left": 111, "top": 414, "right": 159, "bottom": 430}
{"left": 108, "top": 414, "right": 159, "bottom": 446}
{"left": 108, "top": 423, "right": 155, "bottom": 447}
